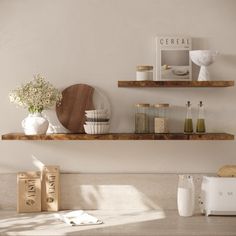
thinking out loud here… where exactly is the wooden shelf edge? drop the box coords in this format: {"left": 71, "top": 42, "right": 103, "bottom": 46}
{"left": 118, "top": 80, "right": 235, "bottom": 88}
{"left": 1, "top": 133, "right": 234, "bottom": 141}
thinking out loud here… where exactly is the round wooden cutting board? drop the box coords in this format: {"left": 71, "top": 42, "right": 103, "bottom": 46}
{"left": 56, "top": 84, "right": 95, "bottom": 133}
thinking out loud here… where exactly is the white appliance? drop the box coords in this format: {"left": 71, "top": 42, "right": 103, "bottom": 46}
{"left": 200, "top": 176, "right": 236, "bottom": 216}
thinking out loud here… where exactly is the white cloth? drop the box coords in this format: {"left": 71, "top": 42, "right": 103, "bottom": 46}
{"left": 54, "top": 210, "right": 103, "bottom": 226}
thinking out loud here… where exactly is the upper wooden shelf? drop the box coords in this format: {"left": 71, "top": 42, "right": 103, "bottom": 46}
{"left": 1, "top": 133, "right": 234, "bottom": 141}
{"left": 118, "top": 80, "right": 234, "bottom": 88}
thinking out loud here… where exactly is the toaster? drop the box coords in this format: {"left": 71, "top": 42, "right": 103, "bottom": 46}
{"left": 200, "top": 176, "right": 236, "bottom": 216}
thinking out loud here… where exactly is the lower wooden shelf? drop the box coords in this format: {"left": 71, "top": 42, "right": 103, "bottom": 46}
{"left": 1, "top": 133, "right": 234, "bottom": 140}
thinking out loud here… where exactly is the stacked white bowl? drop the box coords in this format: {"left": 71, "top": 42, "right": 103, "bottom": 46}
{"left": 84, "top": 109, "right": 110, "bottom": 134}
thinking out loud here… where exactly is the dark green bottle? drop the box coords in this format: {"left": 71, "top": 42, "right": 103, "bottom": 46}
{"left": 184, "top": 101, "right": 193, "bottom": 133}
{"left": 196, "top": 101, "right": 206, "bottom": 133}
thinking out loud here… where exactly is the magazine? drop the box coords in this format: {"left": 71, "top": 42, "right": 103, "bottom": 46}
{"left": 156, "top": 36, "right": 192, "bottom": 81}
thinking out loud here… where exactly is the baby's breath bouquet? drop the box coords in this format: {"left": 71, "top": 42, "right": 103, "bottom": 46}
{"left": 9, "top": 75, "right": 62, "bottom": 113}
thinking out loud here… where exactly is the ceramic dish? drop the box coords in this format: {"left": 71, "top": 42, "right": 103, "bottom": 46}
{"left": 85, "top": 109, "right": 108, "bottom": 114}
{"left": 85, "top": 113, "right": 109, "bottom": 119}
{"left": 84, "top": 124, "right": 110, "bottom": 134}
{"left": 85, "top": 121, "right": 110, "bottom": 125}
{"left": 86, "top": 118, "right": 110, "bottom": 122}
{"left": 172, "top": 69, "right": 189, "bottom": 76}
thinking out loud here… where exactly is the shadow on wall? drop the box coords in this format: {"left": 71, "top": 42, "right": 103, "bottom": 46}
{"left": 31, "top": 156, "right": 170, "bottom": 211}
{"left": 218, "top": 54, "right": 236, "bottom": 69}
{"left": 60, "top": 174, "right": 177, "bottom": 211}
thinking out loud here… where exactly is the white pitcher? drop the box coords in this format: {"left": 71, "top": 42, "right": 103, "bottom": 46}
{"left": 177, "top": 175, "right": 195, "bottom": 217}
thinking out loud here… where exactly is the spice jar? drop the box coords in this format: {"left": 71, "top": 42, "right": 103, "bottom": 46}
{"left": 136, "top": 65, "right": 153, "bottom": 81}
{"left": 154, "top": 103, "right": 169, "bottom": 133}
{"left": 135, "top": 104, "right": 150, "bottom": 133}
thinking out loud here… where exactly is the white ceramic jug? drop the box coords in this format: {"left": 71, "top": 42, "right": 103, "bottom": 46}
{"left": 177, "top": 175, "right": 195, "bottom": 217}
{"left": 22, "top": 113, "right": 49, "bottom": 135}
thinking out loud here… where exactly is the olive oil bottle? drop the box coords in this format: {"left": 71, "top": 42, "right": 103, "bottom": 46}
{"left": 196, "top": 101, "right": 206, "bottom": 133}
{"left": 184, "top": 101, "right": 193, "bottom": 133}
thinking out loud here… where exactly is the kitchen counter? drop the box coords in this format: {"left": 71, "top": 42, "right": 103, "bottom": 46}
{"left": 0, "top": 210, "right": 236, "bottom": 236}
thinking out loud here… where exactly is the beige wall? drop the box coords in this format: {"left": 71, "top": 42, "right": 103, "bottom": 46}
{"left": 0, "top": 0, "right": 236, "bottom": 173}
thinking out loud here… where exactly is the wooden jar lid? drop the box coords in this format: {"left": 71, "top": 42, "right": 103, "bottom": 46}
{"left": 135, "top": 103, "right": 150, "bottom": 107}
{"left": 136, "top": 65, "right": 153, "bottom": 71}
{"left": 154, "top": 103, "right": 169, "bottom": 108}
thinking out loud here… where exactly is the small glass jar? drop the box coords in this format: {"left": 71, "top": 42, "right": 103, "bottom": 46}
{"left": 136, "top": 65, "right": 153, "bottom": 81}
{"left": 135, "top": 103, "right": 150, "bottom": 133}
{"left": 153, "top": 103, "right": 169, "bottom": 133}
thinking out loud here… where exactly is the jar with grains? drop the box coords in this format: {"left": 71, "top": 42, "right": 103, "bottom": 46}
{"left": 135, "top": 104, "right": 150, "bottom": 133}
{"left": 154, "top": 103, "right": 169, "bottom": 133}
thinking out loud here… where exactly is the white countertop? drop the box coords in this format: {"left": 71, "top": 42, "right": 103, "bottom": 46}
{"left": 1, "top": 210, "right": 236, "bottom": 236}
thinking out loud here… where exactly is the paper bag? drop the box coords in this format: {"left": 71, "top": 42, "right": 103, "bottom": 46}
{"left": 17, "top": 171, "right": 41, "bottom": 213}
{"left": 42, "top": 166, "right": 60, "bottom": 211}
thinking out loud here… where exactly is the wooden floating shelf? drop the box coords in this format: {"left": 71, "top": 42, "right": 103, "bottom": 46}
{"left": 118, "top": 80, "right": 235, "bottom": 88}
{"left": 1, "top": 133, "right": 234, "bottom": 141}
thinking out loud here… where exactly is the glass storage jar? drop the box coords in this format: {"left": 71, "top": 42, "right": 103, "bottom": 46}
{"left": 135, "top": 103, "right": 150, "bottom": 133}
{"left": 153, "top": 103, "right": 169, "bottom": 133}
{"left": 149, "top": 105, "right": 155, "bottom": 133}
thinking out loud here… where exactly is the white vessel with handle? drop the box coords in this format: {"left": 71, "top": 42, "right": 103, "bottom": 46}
{"left": 177, "top": 175, "right": 195, "bottom": 217}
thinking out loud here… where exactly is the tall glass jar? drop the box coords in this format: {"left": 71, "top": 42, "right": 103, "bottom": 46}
{"left": 153, "top": 104, "right": 169, "bottom": 133}
{"left": 135, "top": 104, "right": 150, "bottom": 133}
{"left": 177, "top": 175, "right": 195, "bottom": 217}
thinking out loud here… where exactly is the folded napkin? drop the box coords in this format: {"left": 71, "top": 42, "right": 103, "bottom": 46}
{"left": 54, "top": 210, "right": 103, "bottom": 226}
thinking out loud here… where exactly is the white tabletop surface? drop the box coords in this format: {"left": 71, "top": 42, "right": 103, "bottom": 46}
{"left": 0, "top": 210, "right": 236, "bottom": 236}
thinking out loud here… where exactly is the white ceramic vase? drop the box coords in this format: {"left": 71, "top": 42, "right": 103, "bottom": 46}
{"left": 22, "top": 113, "right": 49, "bottom": 135}
{"left": 189, "top": 50, "right": 218, "bottom": 81}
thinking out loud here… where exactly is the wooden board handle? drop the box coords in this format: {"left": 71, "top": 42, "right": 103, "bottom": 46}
{"left": 217, "top": 165, "right": 236, "bottom": 177}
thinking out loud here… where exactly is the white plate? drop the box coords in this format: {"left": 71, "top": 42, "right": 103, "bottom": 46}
{"left": 85, "top": 109, "right": 108, "bottom": 114}
{"left": 172, "top": 69, "right": 189, "bottom": 76}
{"left": 85, "top": 121, "right": 109, "bottom": 125}
{"left": 85, "top": 113, "right": 109, "bottom": 119}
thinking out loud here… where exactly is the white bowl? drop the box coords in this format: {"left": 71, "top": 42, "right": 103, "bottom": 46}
{"left": 86, "top": 118, "right": 110, "bottom": 122}
{"left": 85, "top": 121, "right": 110, "bottom": 125}
{"left": 84, "top": 124, "right": 110, "bottom": 134}
{"left": 190, "top": 50, "right": 218, "bottom": 67}
{"left": 190, "top": 50, "right": 218, "bottom": 81}
{"left": 85, "top": 109, "right": 108, "bottom": 114}
{"left": 85, "top": 113, "right": 109, "bottom": 119}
